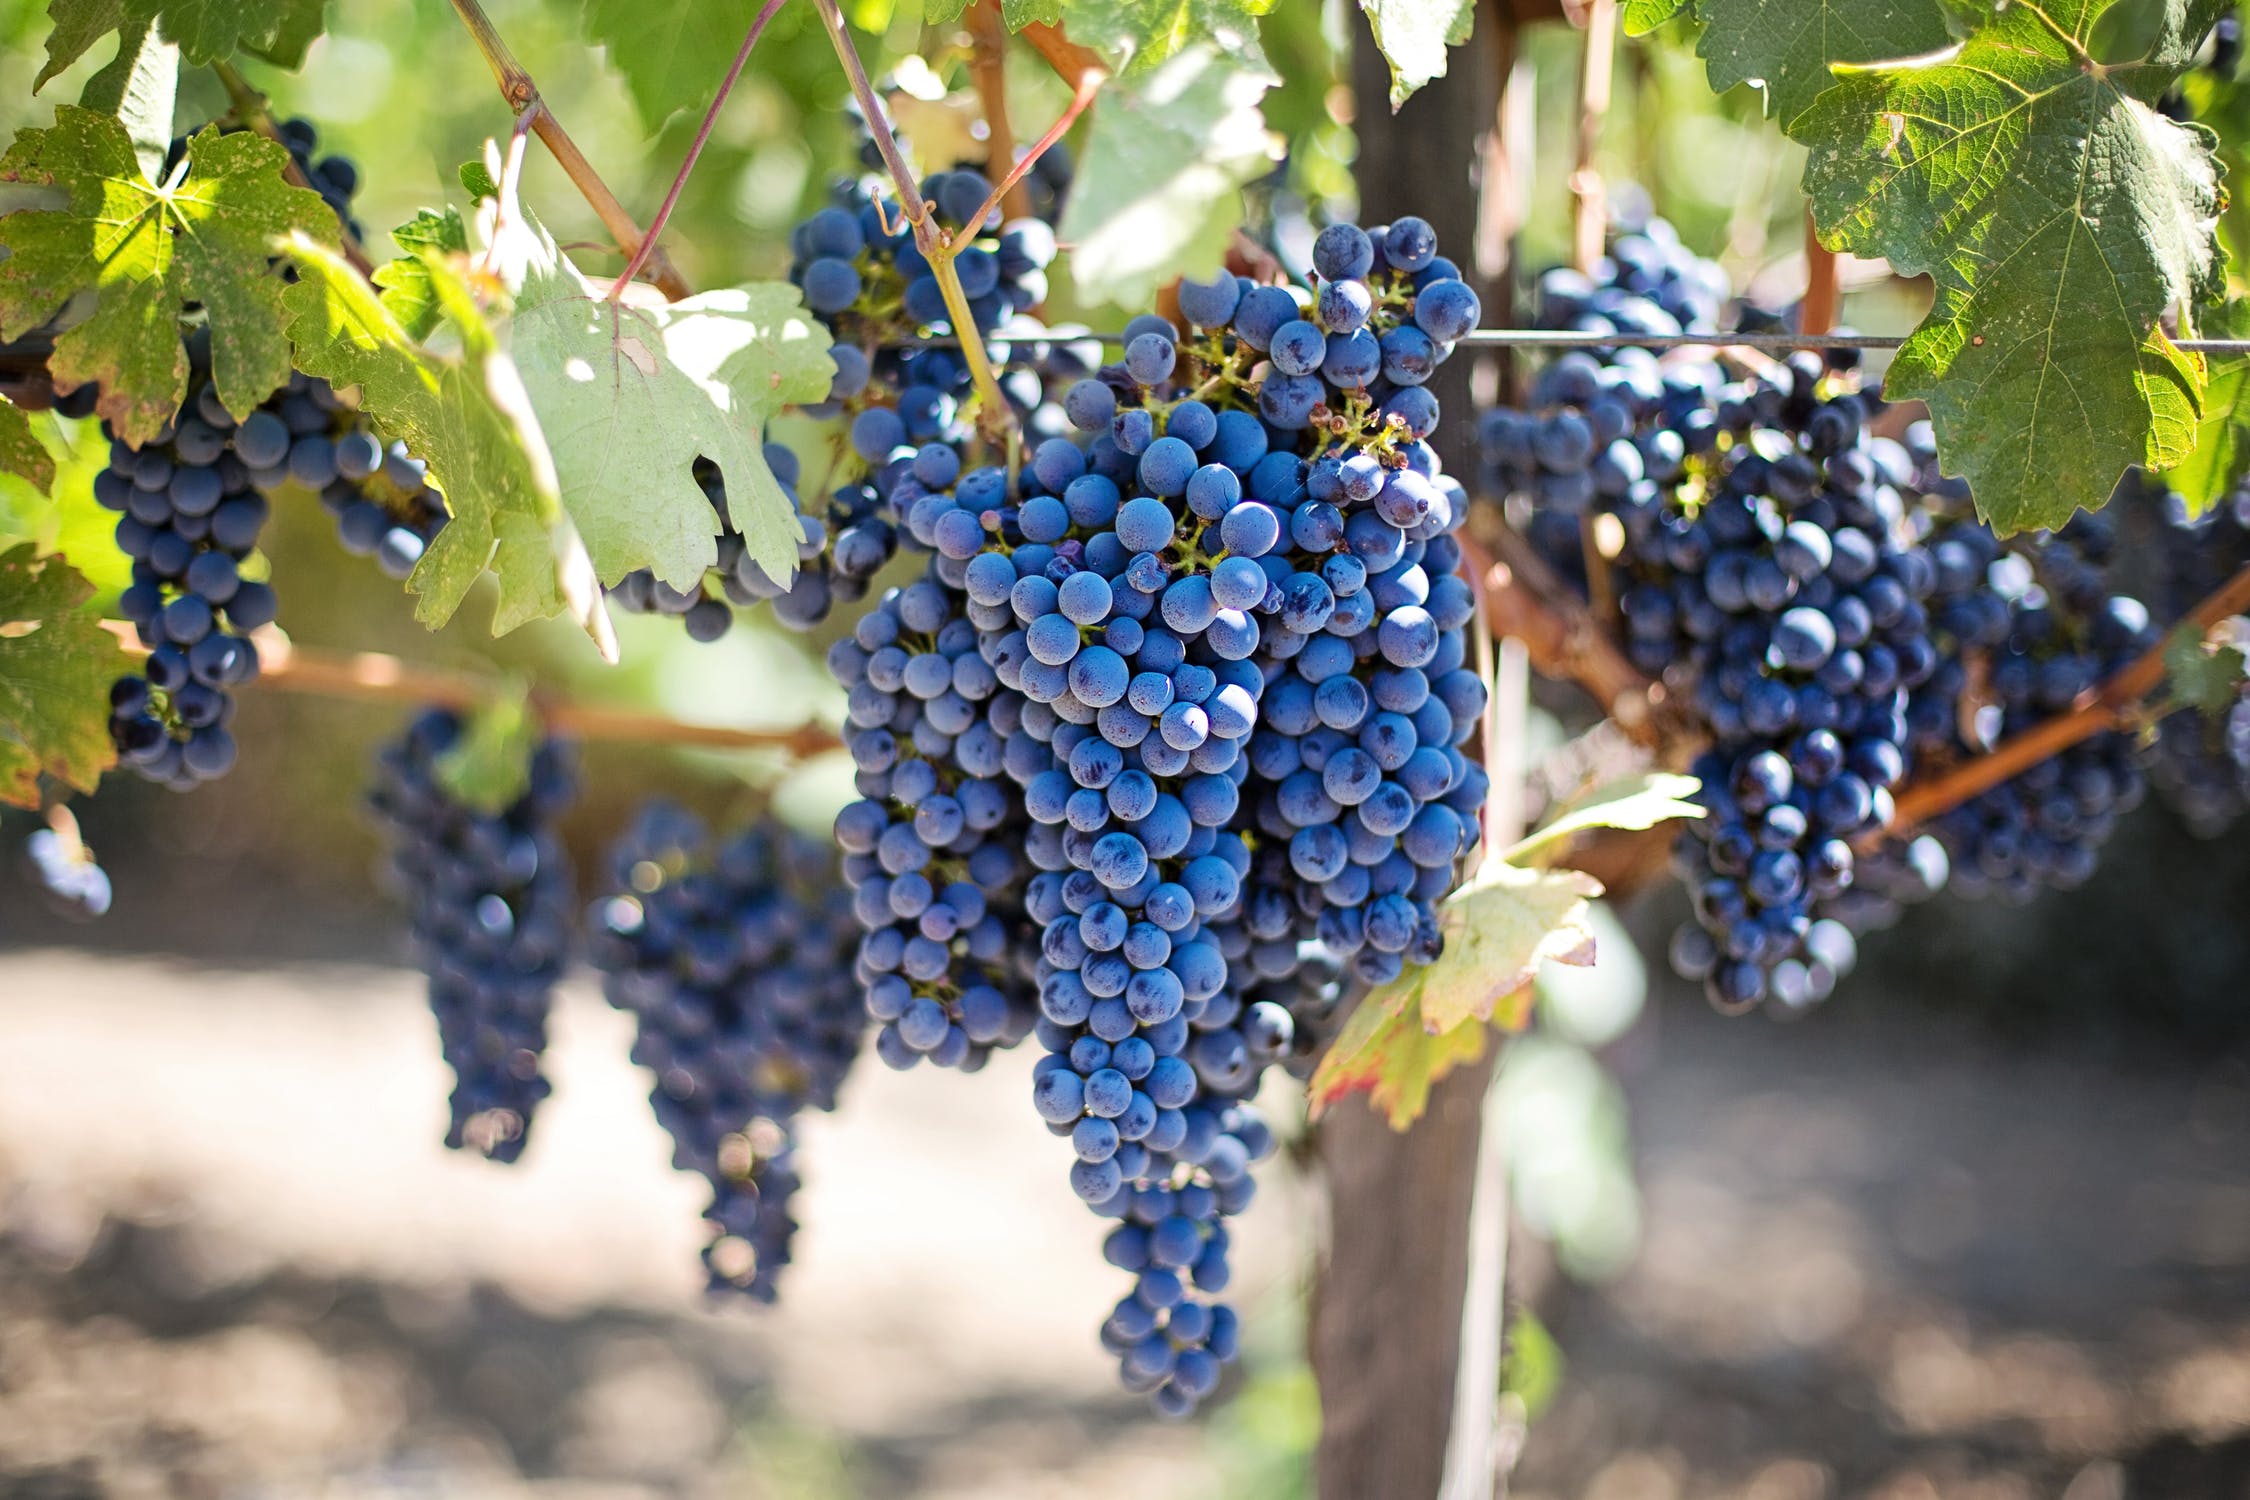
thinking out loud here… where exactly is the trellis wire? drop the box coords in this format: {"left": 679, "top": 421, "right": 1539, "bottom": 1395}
{"left": 888, "top": 328, "right": 2250, "bottom": 355}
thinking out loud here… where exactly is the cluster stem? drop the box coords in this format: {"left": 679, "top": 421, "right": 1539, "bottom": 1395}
{"left": 1883, "top": 561, "right": 2250, "bottom": 834}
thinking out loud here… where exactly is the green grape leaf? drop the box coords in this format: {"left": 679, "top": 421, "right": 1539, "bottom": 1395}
{"left": 373, "top": 206, "right": 470, "bottom": 340}
{"left": 582, "top": 0, "right": 769, "bottom": 132}
{"left": 469, "top": 161, "right": 831, "bottom": 592}
{"left": 1059, "top": 0, "right": 1275, "bottom": 75}
{"left": 77, "top": 15, "right": 178, "bottom": 183}
{"left": 2166, "top": 298, "right": 2250, "bottom": 517}
{"left": 1797, "top": 0, "right": 2227, "bottom": 534}
{"left": 0, "top": 109, "right": 336, "bottom": 446}
{"left": 1055, "top": 45, "right": 1278, "bottom": 308}
{"left": 240, "top": 0, "right": 324, "bottom": 67}
{"left": 38, "top": 0, "right": 126, "bottom": 91}
{"left": 1357, "top": 0, "right": 1475, "bottom": 110}
{"left": 0, "top": 397, "right": 55, "bottom": 493}
{"left": 509, "top": 250, "right": 832, "bottom": 591}
{"left": 0, "top": 410, "right": 134, "bottom": 596}
{"left": 1692, "top": 0, "right": 1954, "bottom": 126}
{"left": 1308, "top": 993, "right": 1489, "bottom": 1132}
{"left": 1002, "top": 0, "right": 1065, "bottom": 26}
{"left": 2166, "top": 623, "right": 2250, "bottom": 715}
{"left": 41, "top": 0, "right": 328, "bottom": 74}
{"left": 1621, "top": 0, "right": 1688, "bottom": 33}
{"left": 279, "top": 233, "right": 617, "bottom": 658}
{"left": 433, "top": 682, "right": 539, "bottom": 814}
{"left": 1504, "top": 770, "right": 1705, "bottom": 862}
{"left": 0, "top": 543, "right": 131, "bottom": 806}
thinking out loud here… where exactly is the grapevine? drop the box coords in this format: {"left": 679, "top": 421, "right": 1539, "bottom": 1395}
{"left": 2, "top": 0, "right": 2249, "bottom": 1482}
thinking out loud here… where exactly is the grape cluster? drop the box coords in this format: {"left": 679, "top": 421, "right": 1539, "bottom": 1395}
{"left": 814, "top": 214, "right": 1488, "bottom": 1413}
{"left": 317, "top": 435, "right": 450, "bottom": 581}
{"left": 793, "top": 169, "right": 1054, "bottom": 333}
{"left": 99, "top": 356, "right": 300, "bottom": 788}
{"left": 829, "top": 556, "right": 1042, "bottom": 1070}
{"left": 366, "top": 710, "right": 576, "bottom": 1164}
{"left": 1528, "top": 210, "right": 1728, "bottom": 341}
{"left": 2145, "top": 484, "right": 2250, "bottom": 835}
{"left": 1916, "top": 516, "right": 2156, "bottom": 902}
{"left": 587, "top": 804, "right": 866, "bottom": 1299}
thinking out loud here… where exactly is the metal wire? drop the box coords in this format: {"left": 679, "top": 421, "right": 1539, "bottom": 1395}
{"left": 888, "top": 328, "right": 2250, "bottom": 355}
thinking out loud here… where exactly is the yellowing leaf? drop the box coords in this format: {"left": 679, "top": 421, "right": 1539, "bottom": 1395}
{"left": 0, "top": 109, "right": 336, "bottom": 445}
{"left": 0, "top": 543, "right": 132, "bottom": 806}
{"left": 1306, "top": 860, "right": 1605, "bottom": 1131}
{"left": 1505, "top": 770, "right": 1705, "bottom": 863}
{"left": 1308, "top": 993, "right": 1488, "bottom": 1132}
{"left": 1413, "top": 862, "right": 1602, "bottom": 1035}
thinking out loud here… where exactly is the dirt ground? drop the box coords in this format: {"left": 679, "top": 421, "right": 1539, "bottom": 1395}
{"left": 0, "top": 946, "right": 2245, "bottom": 1499}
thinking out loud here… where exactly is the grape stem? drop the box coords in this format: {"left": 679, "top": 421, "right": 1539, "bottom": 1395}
{"left": 210, "top": 59, "right": 376, "bottom": 278}
{"left": 1883, "top": 560, "right": 2250, "bottom": 834}
{"left": 964, "top": 1, "right": 1031, "bottom": 221}
{"left": 1466, "top": 520, "right": 1686, "bottom": 750}
{"left": 1801, "top": 208, "right": 1840, "bottom": 337}
{"left": 103, "top": 624, "right": 841, "bottom": 755}
{"left": 809, "top": 0, "right": 1012, "bottom": 439}
{"left": 810, "top": 0, "right": 1102, "bottom": 453}
{"left": 958, "top": 65, "right": 1102, "bottom": 243}
{"left": 609, "top": 0, "right": 788, "bottom": 302}
{"left": 443, "top": 0, "right": 692, "bottom": 301}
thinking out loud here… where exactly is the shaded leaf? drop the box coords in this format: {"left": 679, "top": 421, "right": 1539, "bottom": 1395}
{"left": 0, "top": 543, "right": 131, "bottom": 806}
{"left": 0, "top": 397, "right": 55, "bottom": 493}
{"left": 240, "top": 0, "right": 323, "bottom": 67}
{"left": 279, "top": 233, "right": 613, "bottom": 656}
{"left": 0, "top": 109, "right": 335, "bottom": 445}
{"left": 1358, "top": 0, "right": 1476, "bottom": 109}
{"left": 77, "top": 15, "right": 176, "bottom": 183}
{"left": 43, "top": 0, "right": 328, "bottom": 73}
{"left": 1693, "top": 0, "right": 1953, "bottom": 126}
{"left": 1055, "top": 45, "right": 1277, "bottom": 308}
{"left": 583, "top": 0, "right": 768, "bottom": 132}
{"left": 1307, "top": 992, "right": 1488, "bottom": 1132}
{"left": 40, "top": 0, "right": 127, "bottom": 91}
{"left": 1796, "top": 0, "right": 2227, "bottom": 533}
{"left": 433, "top": 682, "right": 539, "bottom": 813}
{"left": 2166, "top": 623, "right": 2249, "bottom": 715}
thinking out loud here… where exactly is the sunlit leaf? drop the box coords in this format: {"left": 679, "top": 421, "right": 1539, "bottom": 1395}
{"left": 1796, "top": 0, "right": 2227, "bottom": 532}
{"left": 0, "top": 543, "right": 131, "bottom": 806}
{"left": 0, "top": 109, "right": 336, "bottom": 445}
